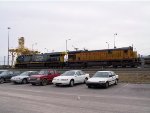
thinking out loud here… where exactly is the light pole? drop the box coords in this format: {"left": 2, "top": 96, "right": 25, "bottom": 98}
{"left": 114, "top": 33, "right": 117, "bottom": 48}
{"left": 4, "top": 56, "right": 6, "bottom": 66}
{"left": 32, "top": 43, "right": 37, "bottom": 51}
{"left": 7, "top": 27, "right": 11, "bottom": 66}
{"left": 106, "top": 42, "right": 109, "bottom": 49}
{"left": 44, "top": 48, "right": 49, "bottom": 53}
{"left": 66, "top": 39, "right": 71, "bottom": 52}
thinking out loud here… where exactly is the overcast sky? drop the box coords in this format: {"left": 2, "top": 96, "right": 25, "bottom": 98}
{"left": 0, "top": 0, "right": 150, "bottom": 64}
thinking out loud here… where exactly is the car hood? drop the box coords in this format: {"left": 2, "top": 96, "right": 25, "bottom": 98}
{"left": 12, "top": 75, "right": 28, "bottom": 79}
{"left": 54, "top": 76, "right": 74, "bottom": 80}
{"left": 0, "top": 74, "right": 6, "bottom": 76}
{"left": 87, "top": 77, "right": 108, "bottom": 82}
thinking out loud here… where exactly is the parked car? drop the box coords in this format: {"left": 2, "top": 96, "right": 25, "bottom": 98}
{"left": 52, "top": 70, "right": 90, "bottom": 87}
{"left": 86, "top": 71, "right": 119, "bottom": 88}
{"left": 0, "top": 70, "right": 21, "bottom": 83}
{"left": 11, "top": 71, "right": 38, "bottom": 84}
{"left": 29, "top": 69, "right": 60, "bottom": 86}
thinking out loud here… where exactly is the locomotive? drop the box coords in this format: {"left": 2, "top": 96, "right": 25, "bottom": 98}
{"left": 15, "top": 46, "right": 140, "bottom": 68}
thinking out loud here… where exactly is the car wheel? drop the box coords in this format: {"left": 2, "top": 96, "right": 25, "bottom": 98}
{"left": 41, "top": 79, "right": 47, "bottom": 86}
{"left": 84, "top": 78, "right": 88, "bottom": 83}
{"left": 13, "top": 82, "right": 17, "bottom": 84}
{"left": 114, "top": 79, "right": 118, "bottom": 85}
{"left": 88, "top": 85, "right": 92, "bottom": 88}
{"left": 69, "top": 80, "right": 74, "bottom": 87}
{"left": 55, "top": 84, "right": 59, "bottom": 87}
{"left": 22, "top": 79, "right": 27, "bottom": 84}
{"left": 31, "top": 83, "right": 36, "bottom": 85}
{"left": 105, "top": 82, "right": 109, "bottom": 88}
{"left": 0, "top": 78, "right": 4, "bottom": 84}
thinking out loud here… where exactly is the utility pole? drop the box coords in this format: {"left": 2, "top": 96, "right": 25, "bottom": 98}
{"left": 106, "top": 42, "right": 109, "bottom": 49}
{"left": 7, "top": 27, "right": 11, "bottom": 66}
{"left": 66, "top": 39, "right": 71, "bottom": 52}
{"left": 4, "top": 56, "right": 6, "bottom": 66}
{"left": 114, "top": 33, "right": 117, "bottom": 48}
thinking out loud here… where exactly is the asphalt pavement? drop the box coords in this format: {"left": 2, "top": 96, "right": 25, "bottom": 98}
{"left": 0, "top": 83, "right": 150, "bottom": 113}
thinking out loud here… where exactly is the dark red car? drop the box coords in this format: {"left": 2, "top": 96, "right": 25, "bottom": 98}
{"left": 29, "top": 69, "right": 60, "bottom": 86}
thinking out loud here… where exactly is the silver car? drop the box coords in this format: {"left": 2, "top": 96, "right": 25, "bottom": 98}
{"left": 11, "top": 71, "right": 38, "bottom": 84}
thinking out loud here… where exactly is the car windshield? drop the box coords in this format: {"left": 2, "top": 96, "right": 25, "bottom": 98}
{"left": 0, "top": 71, "right": 8, "bottom": 75}
{"left": 13, "top": 71, "right": 21, "bottom": 75}
{"left": 93, "top": 72, "right": 109, "bottom": 78}
{"left": 19, "top": 71, "right": 30, "bottom": 76}
{"left": 0, "top": 71, "right": 5, "bottom": 74}
{"left": 38, "top": 70, "right": 48, "bottom": 75}
{"left": 61, "top": 71, "right": 75, "bottom": 76}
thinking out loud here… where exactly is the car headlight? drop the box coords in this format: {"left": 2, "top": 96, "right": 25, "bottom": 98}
{"left": 16, "top": 77, "right": 21, "bottom": 80}
{"left": 37, "top": 78, "right": 40, "bottom": 80}
{"left": 99, "top": 81, "right": 106, "bottom": 83}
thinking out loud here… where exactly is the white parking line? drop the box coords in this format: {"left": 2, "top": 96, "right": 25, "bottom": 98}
{"left": 122, "top": 83, "right": 129, "bottom": 88}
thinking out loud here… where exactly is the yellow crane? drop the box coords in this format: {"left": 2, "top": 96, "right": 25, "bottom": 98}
{"left": 9, "top": 37, "right": 40, "bottom": 66}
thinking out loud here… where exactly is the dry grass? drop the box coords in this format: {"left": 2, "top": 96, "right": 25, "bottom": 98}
{"left": 118, "top": 73, "right": 150, "bottom": 83}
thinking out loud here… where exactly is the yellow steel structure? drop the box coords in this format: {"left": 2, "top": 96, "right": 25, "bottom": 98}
{"left": 9, "top": 37, "right": 40, "bottom": 66}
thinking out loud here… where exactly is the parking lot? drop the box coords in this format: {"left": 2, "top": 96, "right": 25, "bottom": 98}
{"left": 0, "top": 83, "right": 150, "bottom": 113}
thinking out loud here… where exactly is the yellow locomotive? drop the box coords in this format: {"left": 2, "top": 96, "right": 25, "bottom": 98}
{"left": 68, "top": 46, "right": 139, "bottom": 68}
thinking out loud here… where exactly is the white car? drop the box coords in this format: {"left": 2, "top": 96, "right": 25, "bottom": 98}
{"left": 11, "top": 71, "right": 38, "bottom": 84}
{"left": 52, "top": 70, "right": 90, "bottom": 87}
{"left": 86, "top": 71, "right": 119, "bottom": 88}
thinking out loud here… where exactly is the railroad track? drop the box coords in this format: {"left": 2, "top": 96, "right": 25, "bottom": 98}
{"left": 7, "top": 67, "right": 150, "bottom": 72}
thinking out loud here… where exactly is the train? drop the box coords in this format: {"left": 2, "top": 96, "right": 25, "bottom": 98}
{"left": 15, "top": 46, "right": 141, "bottom": 68}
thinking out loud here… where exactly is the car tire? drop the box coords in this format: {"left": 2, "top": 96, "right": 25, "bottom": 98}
{"left": 84, "top": 78, "right": 88, "bottom": 83}
{"left": 88, "top": 85, "right": 92, "bottom": 88}
{"left": 105, "top": 82, "right": 109, "bottom": 88}
{"left": 41, "top": 79, "right": 47, "bottom": 86}
{"left": 69, "top": 80, "right": 74, "bottom": 87}
{"left": 114, "top": 79, "right": 118, "bottom": 85}
{"left": 55, "top": 84, "right": 59, "bottom": 87}
{"left": 31, "top": 83, "right": 36, "bottom": 85}
{"left": 13, "top": 82, "right": 17, "bottom": 84}
{"left": 0, "top": 78, "right": 4, "bottom": 84}
{"left": 22, "top": 79, "right": 27, "bottom": 84}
